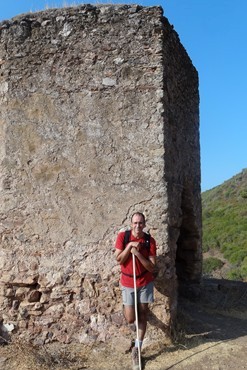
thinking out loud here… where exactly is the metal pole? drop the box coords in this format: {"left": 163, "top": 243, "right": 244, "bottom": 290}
{"left": 132, "top": 253, "right": 142, "bottom": 370}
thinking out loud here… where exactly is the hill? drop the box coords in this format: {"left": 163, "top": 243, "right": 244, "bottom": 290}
{"left": 202, "top": 168, "right": 247, "bottom": 281}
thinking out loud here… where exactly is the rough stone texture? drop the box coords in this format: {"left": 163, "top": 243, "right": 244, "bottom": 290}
{"left": 0, "top": 4, "right": 201, "bottom": 345}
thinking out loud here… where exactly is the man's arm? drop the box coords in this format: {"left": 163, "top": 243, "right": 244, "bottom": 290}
{"left": 131, "top": 248, "right": 156, "bottom": 273}
{"left": 115, "top": 241, "right": 141, "bottom": 265}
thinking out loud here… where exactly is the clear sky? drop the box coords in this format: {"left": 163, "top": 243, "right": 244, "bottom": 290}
{"left": 1, "top": 0, "right": 246, "bottom": 192}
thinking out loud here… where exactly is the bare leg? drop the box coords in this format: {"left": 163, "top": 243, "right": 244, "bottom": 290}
{"left": 123, "top": 305, "right": 135, "bottom": 324}
{"left": 123, "top": 303, "right": 148, "bottom": 342}
{"left": 124, "top": 303, "right": 148, "bottom": 369}
{"left": 137, "top": 303, "right": 148, "bottom": 341}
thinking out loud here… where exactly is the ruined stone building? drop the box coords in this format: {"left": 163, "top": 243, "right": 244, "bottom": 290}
{"left": 0, "top": 5, "right": 201, "bottom": 345}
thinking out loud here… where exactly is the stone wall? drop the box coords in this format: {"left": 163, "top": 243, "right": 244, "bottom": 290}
{"left": 0, "top": 4, "right": 201, "bottom": 346}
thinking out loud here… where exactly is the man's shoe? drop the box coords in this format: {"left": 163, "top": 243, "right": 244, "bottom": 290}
{"left": 132, "top": 346, "right": 141, "bottom": 370}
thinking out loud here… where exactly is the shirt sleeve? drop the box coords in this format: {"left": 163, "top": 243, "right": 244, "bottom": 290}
{"left": 149, "top": 236, "right": 156, "bottom": 256}
{"left": 115, "top": 231, "right": 125, "bottom": 250}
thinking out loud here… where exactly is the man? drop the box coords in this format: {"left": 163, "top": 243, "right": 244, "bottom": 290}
{"left": 115, "top": 212, "right": 156, "bottom": 370}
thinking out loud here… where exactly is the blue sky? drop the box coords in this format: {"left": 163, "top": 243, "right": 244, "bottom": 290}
{"left": 1, "top": 1, "right": 246, "bottom": 192}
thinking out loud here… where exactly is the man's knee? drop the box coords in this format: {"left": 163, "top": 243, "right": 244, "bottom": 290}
{"left": 126, "top": 316, "right": 135, "bottom": 324}
{"left": 123, "top": 306, "right": 135, "bottom": 324}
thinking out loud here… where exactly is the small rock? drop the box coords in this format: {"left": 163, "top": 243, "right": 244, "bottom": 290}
{"left": 102, "top": 78, "right": 116, "bottom": 87}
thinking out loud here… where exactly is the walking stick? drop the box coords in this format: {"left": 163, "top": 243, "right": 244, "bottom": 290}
{"left": 132, "top": 253, "right": 142, "bottom": 370}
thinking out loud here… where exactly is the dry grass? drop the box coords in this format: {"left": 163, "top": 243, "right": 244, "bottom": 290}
{"left": 0, "top": 339, "right": 88, "bottom": 370}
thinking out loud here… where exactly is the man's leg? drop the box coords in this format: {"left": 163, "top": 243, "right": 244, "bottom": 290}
{"left": 130, "top": 303, "right": 148, "bottom": 370}
{"left": 121, "top": 283, "right": 153, "bottom": 368}
{"left": 136, "top": 281, "right": 154, "bottom": 344}
{"left": 121, "top": 287, "right": 142, "bottom": 369}
{"left": 123, "top": 305, "right": 135, "bottom": 324}
{"left": 123, "top": 284, "right": 152, "bottom": 343}
{"left": 137, "top": 303, "right": 148, "bottom": 342}
{"left": 123, "top": 303, "right": 148, "bottom": 340}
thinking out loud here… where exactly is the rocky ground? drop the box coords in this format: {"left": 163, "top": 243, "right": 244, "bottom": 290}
{"left": 1, "top": 278, "right": 247, "bottom": 370}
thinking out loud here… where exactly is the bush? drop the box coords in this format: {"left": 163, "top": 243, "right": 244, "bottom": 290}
{"left": 240, "top": 190, "right": 247, "bottom": 199}
{"left": 226, "top": 268, "right": 243, "bottom": 281}
{"left": 203, "top": 257, "right": 224, "bottom": 275}
{"left": 240, "top": 257, "right": 247, "bottom": 280}
{"left": 228, "top": 249, "right": 247, "bottom": 265}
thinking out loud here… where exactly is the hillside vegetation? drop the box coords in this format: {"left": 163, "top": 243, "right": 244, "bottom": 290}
{"left": 202, "top": 168, "right": 247, "bottom": 281}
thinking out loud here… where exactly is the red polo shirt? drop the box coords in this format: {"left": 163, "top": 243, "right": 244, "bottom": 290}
{"left": 115, "top": 230, "right": 156, "bottom": 288}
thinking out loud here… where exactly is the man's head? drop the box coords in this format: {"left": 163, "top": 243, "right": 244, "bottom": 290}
{"left": 131, "top": 212, "right": 146, "bottom": 238}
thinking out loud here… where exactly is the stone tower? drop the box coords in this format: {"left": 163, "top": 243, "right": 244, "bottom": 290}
{"left": 0, "top": 5, "right": 201, "bottom": 345}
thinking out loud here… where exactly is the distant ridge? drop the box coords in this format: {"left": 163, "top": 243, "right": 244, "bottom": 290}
{"left": 202, "top": 168, "right": 247, "bottom": 281}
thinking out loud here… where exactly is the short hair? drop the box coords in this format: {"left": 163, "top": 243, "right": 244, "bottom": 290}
{"left": 131, "top": 212, "right": 146, "bottom": 224}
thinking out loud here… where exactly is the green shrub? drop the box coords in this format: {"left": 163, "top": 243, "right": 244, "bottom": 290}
{"left": 240, "top": 257, "right": 247, "bottom": 279}
{"left": 240, "top": 189, "right": 247, "bottom": 199}
{"left": 203, "top": 257, "right": 224, "bottom": 275}
{"left": 226, "top": 268, "right": 243, "bottom": 281}
{"left": 228, "top": 249, "right": 247, "bottom": 265}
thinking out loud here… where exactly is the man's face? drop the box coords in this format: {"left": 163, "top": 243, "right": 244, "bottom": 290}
{"left": 131, "top": 214, "right": 145, "bottom": 237}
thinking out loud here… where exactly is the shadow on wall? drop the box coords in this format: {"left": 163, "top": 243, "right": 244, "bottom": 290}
{"left": 176, "top": 186, "right": 201, "bottom": 283}
{"left": 151, "top": 255, "right": 178, "bottom": 340}
{"left": 148, "top": 184, "right": 202, "bottom": 340}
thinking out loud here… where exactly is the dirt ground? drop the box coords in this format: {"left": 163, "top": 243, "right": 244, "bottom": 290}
{"left": 1, "top": 279, "right": 247, "bottom": 370}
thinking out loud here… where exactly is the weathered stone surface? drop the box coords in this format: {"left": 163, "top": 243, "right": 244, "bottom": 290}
{"left": 0, "top": 4, "right": 201, "bottom": 344}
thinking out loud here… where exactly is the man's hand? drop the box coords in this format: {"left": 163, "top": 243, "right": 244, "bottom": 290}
{"left": 131, "top": 245, "right": 156, "bottom": 273}
{"left": 115, "top": 241, "right": 141, "bottom": 264}
{"left": 131, "top": 247, "right": 139, "bottom": 256}
{"left": 130, "top": 242, "right": 141, "bottom": 255}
